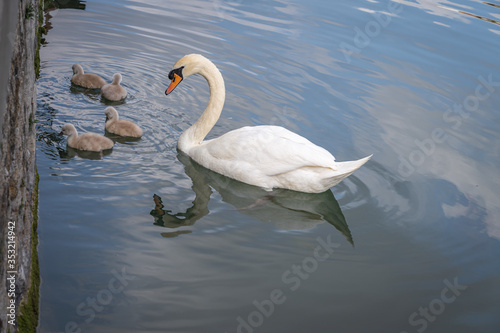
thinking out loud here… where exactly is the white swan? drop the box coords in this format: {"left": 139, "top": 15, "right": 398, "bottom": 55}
{"left": 60, "top": 124, "right": 114, "bottom": 152}
{"left": 104, "top": 107, "right": 143, "bottom": 138}
{"left": 165, "top": 54, "right": 371, "bottom": 193}
{"left": 101, "top": 73, "right": 127, "bottom": 101}
{"left": 71, "top": 64, "right": 107, "bottom": 89}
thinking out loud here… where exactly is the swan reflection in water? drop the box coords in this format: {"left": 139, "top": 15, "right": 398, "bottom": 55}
{"left": 150, "top": 152, "right": 353, "bottom": 245}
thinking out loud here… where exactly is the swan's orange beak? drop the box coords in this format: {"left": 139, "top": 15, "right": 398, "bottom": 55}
{"left": 166, "top": 73, "right": 182, "bottom": 95}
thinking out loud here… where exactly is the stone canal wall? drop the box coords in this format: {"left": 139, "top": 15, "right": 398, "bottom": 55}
{"left": 0, "top": 0, "right": 39, "bottom": 332}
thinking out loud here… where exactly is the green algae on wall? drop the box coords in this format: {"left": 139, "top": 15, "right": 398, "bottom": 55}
{"left": 16, "top": 171, "right": 40, "bottom": 333}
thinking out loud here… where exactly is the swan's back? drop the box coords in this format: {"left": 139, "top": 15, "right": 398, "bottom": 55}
{"left": 199, "top": 125, "right": 335, "bottom": 172}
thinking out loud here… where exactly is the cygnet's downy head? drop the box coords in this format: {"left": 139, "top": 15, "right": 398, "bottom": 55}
{"left": 104, "top": 106, "right": 119, "bottom": 123}
{"left": 60, "top": 123, "right": 77, "bottom": 136}
{"left": 72, "top": 64, "right": 84, "bottom": 75}
{"left": 112, "top": 73, "right": 122, "bottom": 85}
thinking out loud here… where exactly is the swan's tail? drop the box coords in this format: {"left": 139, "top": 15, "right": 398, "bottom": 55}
{"left": 325, "top": 154, "right": 372, "bottom": 188}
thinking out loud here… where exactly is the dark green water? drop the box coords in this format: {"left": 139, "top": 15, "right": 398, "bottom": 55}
{"left": 36, "top": 0, "right": 500, "bottom": 332}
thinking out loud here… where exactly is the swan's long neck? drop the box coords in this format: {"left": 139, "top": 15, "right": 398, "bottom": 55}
{"left": 178, "top": 61, "right": 225, "bottom": 152}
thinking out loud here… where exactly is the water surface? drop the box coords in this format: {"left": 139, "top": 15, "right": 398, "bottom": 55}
{"left": 37, "top": 0, "right": 500, "bottom": 332}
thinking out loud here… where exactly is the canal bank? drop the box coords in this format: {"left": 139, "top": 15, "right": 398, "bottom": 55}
{"left": 0, "top": 0, "right": 41, "bottom": 332}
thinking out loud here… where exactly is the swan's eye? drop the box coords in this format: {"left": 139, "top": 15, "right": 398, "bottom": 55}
{"left": 168, "top": 66, "right": 184, "bottom": 81}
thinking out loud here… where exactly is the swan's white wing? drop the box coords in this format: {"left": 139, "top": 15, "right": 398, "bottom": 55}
{"left": 196, "top": 125, "right": 337, "bottom": 176}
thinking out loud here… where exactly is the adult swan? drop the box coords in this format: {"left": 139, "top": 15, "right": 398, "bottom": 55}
{"left": 165, "top": 54, "right": 371, "bottom": 193}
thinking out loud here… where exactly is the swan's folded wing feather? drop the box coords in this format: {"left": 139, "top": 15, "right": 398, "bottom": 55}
{"left": 202, "top": 125, "right": 337, "bottom": 176}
